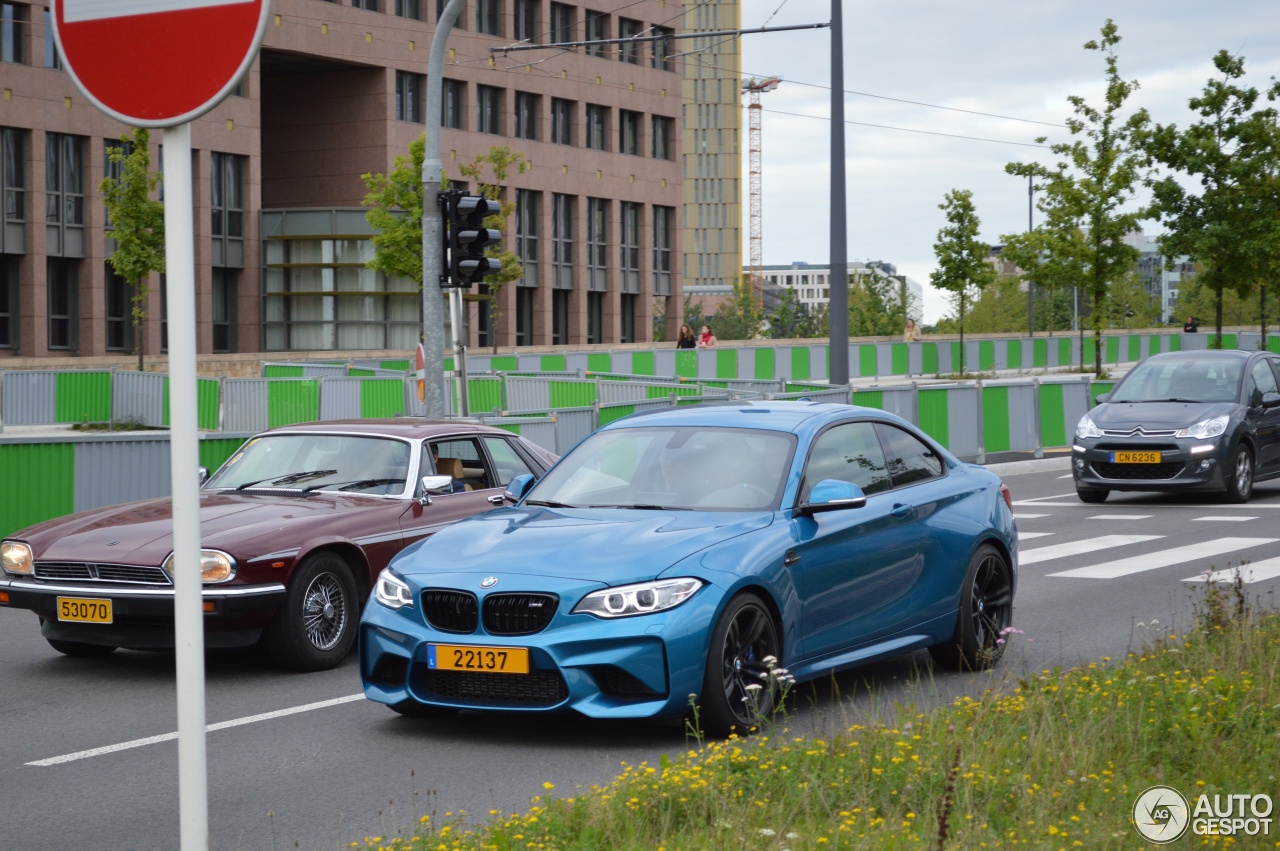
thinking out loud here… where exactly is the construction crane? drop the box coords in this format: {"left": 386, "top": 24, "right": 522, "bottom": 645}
{"left": 742, "top": 76, "right": 781, "bottom": 306}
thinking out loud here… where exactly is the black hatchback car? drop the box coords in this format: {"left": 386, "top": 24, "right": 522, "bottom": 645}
{"left": 1072, "top": 350, "right": 1280, "bottom": 503}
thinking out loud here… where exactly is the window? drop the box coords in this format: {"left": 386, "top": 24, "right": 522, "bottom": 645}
{"left": 476, "top": 0, "right": 500, "bottom": 36}
{"left": 586, "top": 197, "right": 609, "bottom": 296}
{"left": 584, "top": 10, "right": 608, "bottom": 58}
{"left": 351, "top": 0, "right": 379, "bottom": 11}
{"left": 42, "top": 7, "right": 58, "bottom": 68}
{"left": 619, "top": 293, "right": 635, "bottom": 343}
{"left": 394, "top": 0, "right": 420, "bottom": 19}
{"left": 211, "top": 152, "right": 245, "bottom": 267}
{"left": 0, "top": 254, "right": 16, "bottom": 348}
{"left": 552, "top": 290, "right": 569, "bottom": 344}
{"left": 651, "top": 115, "right": 672, "bottom": 160}
{"left": 651, "top": 25, "right": 673, "bottom": 71}
{"left": 47, "top": 258, "right": 77, "bottom": 350}
{"left": 477, "top": 85, "right": 503, "bottom": 135}
{"left": 436, "top": 0, "right": 464, "bottom": 28}
{"left": 549, "top": 2, "right": 574, "bottom": 46}
{"left": 515, "top": 285, "right": 533, "bottom": 346}
{"left": 395, "top": 71, "right": 424, "bottom": 123}
{"left": 619, "top": 110, "right": 641, "bottom": 156}
{"left": 875, "top": 423, "right": 943, "bottom": 486}
{"left": 2, "top": 3, "right": 26, "bottom": 64}
{"left": 212, "top": 268, "right": 236, "bottom": 353}
{"left": 551, "top": 193, "right": 574, "bottom": 290}
{"left": 516, "top": 188, "right": 539, "bottom": 287}
{"left": 585, "top": 104, "right": 608, "bottom": 151}
{"left": 618, "top": 17, "right": 641, "bottom": 64}
{"left": 46, "top": 133, "right": 84, "bottom": 257}
{"left": 482, "top": 435, "right": 536, "bottom": 487}
{"left": 652, "top": 206, "right": 672, "bottom": 296}
{"left": 514, "top": 91, "right": 539, "bottom": 141}
{"left": 429, "top": 438, "right": 496, "bottom": 490}
{"left": 442, "top": 79, "right": 465, "bottom": 129}
{"left": 620, "top": 201, "right": 640, "bottom": 293}
{"left": 514, "top": 0, "right": 537, "bottom": 42}
{"left": 2, "top": 126, "right": 24, "bottom": 227}
{"left": 804, "top": 423, "right": 891, "bottom": 498}
{"left": 550, "top": 98, "right": 575, "bottom": 146}
{"left": 105, "top": 266, "right": 130, "bottom": 352}
{"left": 586, "top": 291, "right": 602, "bottom": 344}
{"left": 1248, "top": 358, "right": 1280, "bottom": 407}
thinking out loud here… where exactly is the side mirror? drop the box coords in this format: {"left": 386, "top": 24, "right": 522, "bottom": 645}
{"left": 797, "top": 479, "right": 867, "bottom": 516}
{"left": 504, "top": 473, "right": 536, "bottom": 503}
{"left": 1263, "top": 391, "right": 1280, "bottom": 409}
{"left": 1094, "top": 392, "right": 1111, "bottom": 405}
{"left": 421, "top": 475, "right": 454, "bottom": 497}
{"left": 198, "top": 467, "right": 209, "bottom": 485}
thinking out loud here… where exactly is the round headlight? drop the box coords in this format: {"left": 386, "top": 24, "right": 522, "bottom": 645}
{"left": 162, "top": 549, "right": 237, "bottom": 584}
{"left": 1, "top": 540, "right": 34, "bottom": 575}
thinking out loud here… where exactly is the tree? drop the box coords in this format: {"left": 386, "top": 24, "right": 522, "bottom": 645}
{"left": 1146, "top": 50, "right": 1280, "bottom": 347}
{"left": 930, "top": 188, "right": 997, "bottom": 374}
{"left": 712, "top": 277, "right": 764, "bottom": 340}
{"left": 848, "top": 270, "right": 910, "bottom": 337}
{"left": 101, "top": 128, "right": 164, "bottom": 372}
{"left": 362, "top": 133, "right": 428, "bottom": 285}
{"left": 1007, "top": 20, "right": 1150, "bottom": 376}
{"left": 948, "top": 274, "right": 1027, "bottom": 334}
{"left": 998, "top": 201, "right": 1091, "bottom": 336}
{"left": 456, "top": 146, "right": 528, "bottom": 352}
{"left": 1104, "top": 269, "right": 1161, "bottom": 329}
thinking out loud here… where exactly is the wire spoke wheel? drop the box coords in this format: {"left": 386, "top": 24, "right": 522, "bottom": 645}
{"left": 301, "top": 572, "right": 349, "bottom": 651}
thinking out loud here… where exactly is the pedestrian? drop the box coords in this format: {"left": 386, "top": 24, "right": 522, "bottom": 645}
{"left": 1183, "top": 315, "right": 1198, "bottom": 333}
{"left": 903, "top": 317, "right": 922, "bottom": 342}
{"left": 697, "top": 324, "right": 718, "bottom": 348}
{"left": 676, "top": 323, "right": 697, "bottom": 349}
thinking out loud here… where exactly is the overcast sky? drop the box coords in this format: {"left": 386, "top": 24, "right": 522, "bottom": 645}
{"left": 732, "top": 1, "right": 1280, "bottom": 323}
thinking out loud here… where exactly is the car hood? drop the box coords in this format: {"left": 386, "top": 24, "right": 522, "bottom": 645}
{"left": 13, "top": 491, "right": 401, "bottom": 565}
{"left": 1091, "top": 400, "right": 1236, "bottom": 431}
{"left": 393, "top": 506, "right": 773, "bottom": 584}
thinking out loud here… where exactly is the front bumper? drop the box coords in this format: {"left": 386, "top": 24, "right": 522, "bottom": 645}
{"left": 0, "top": 575, "right": 286, "bottom": 649}
{"left": 1071, "top": 438, "right": 1230, "bottom": 492}
{"left": 359, "top": 576, "right": 724, "bottom": 721}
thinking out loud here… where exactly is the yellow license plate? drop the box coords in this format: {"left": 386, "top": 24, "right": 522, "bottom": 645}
{"left": 427, "top": 643, "right": 529, "bottom": 674}
{"left": 1111, "top": 451, "right": 1161, "bottom": 464}
{"left": 56, "top": 597, "right": 113, "bottom": 624}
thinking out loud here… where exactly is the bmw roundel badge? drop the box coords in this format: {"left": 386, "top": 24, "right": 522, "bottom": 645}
{"left": 480, "top": 576, "right": 498, "bottom": 588}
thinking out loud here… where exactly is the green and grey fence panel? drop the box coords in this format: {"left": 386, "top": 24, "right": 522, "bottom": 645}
{"left": 2, "top": 370, "right": 58, "bottom": 426}
{"left": 0, "top": 438, "right": 74, "bottom": 536}
{"left": 548, "top": 407, "right": 597, "bottom": 455}
{"left": 734, "top": 347, "right": 755, "bottom": 380}
{"left": 475, "top": 415, "right": 557, "bottom": 454}
{"left": 766, "top": 387, "right": 850, "bottom": 404}
{"left": 943, "top": 384, "right": 982, "bottom": 457}
{"left": 563, "top": 352, "right": 596, "bottom": 374}
{"left": 652, "top": 349, "right": 678, "bottom": 378}
{"left": 504, "top": 375, "right": 552, "bottom": 412}
{"left": 1090, "top": 381, "right": 1115, "bottom": 407}
{"left": 858, "top": 385, "right": 917, "bottom": 423}
{"left": 1037, "top": 378, "right": 1093, "bottom": 450}
{"left": 1238, "top": 332, "right": 1264, "bottom": 351}
{"left": 597, "top": 379, "right": 687, "bottom": 404}
{"left": 317, "top": 377, "right": 361, "bottom": 420}
{"left": 112, "top": 371, "right": 168, "bottom": 427}
{"left": 980, "top": 381, "right": 1040, "bottom": 454}
{"left": 222, "top": 379, "right": 270, "bottom": 432}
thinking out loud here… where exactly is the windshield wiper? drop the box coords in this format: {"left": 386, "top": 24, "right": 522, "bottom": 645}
{"left": 525, "top": 499, "right": 576, "bottom": 508}
{"left": 304, "top": 478, "right": 404, "bottom": 493}
{"left": 235, "top": 469, "right": 338, "bottom": 490}
{"left": 588, "top": 504, "right": 691, "bottom": 510}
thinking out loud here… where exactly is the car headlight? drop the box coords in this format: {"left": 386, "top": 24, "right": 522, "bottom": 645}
{"left": 161, "top": 550, "right": 237, "bottom": 583}
{"left": 1075, "top": 414, "right": 1104, "bottom": 439}
{"left": 373, "top": 568, "right": 414, "bottom": 610}
{"left": 573, "top": 578, "right": 703, "bottom": 619}
{"left": 1175, "top": 414, "right": 1229, "bottom": 440}
{"left": 1, "top": 540, "right": 33, "bottom": 575}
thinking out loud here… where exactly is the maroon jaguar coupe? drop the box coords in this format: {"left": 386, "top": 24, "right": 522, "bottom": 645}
{"left": 0, "top": 420, "right": 557, "bottom": 671}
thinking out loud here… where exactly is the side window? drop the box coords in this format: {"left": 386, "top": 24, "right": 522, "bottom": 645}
{"left": 430, "top": 438, "right": 494, "bottom": 490}
{"left": 803, "top": 422, "right": 891, "bottom": 499}
{"left": 1249, "top": 359, "right": 1279, "bottom": 407}
{"left": 483, "top": 436, "right": 535, "bottom": 488}
{"left": 875, "top": 423, "right": 944, "bottom": 487}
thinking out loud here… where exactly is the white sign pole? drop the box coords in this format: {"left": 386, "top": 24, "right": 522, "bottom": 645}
{"left": 163, "top": 120, "right": 209, "bottom": 851}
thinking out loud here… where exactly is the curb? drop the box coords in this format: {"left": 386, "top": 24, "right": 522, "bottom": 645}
{"left": 984, "top": 456, "right": 1072, "bottom": 476}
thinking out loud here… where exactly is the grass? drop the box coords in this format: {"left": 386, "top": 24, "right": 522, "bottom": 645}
{"left": 351, "top": 578, "right": 1279, "bottom": 851}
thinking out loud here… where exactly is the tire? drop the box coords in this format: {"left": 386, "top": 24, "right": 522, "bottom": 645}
{"left": 929, "top": 543, "right": 1014, "bottom": 672}
{"left": 47, "top": 639, "right": 117, "bottom": 658}
{"left": 1076, "top": 487, "right": 1109, "bottom": 504}
{"left": 388, "top": 700, "right": 460, "bottom": 719}
{"left": 698, "top": 593, "right": 781, "bottom": 738}
{"left": 1223, "top": 444, "right": 1254, "bottom": 504}
{"left": 266, "top": 551, "right": 359, "bottom": 672}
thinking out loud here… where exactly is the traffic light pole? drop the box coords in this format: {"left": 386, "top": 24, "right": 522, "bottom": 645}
{"left": 420, "top": 0, "right": 468, "bottom": 419}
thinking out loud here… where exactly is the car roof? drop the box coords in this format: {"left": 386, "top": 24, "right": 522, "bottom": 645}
{"left": 602, "top": 401, "right": 897, "bottom": 434}
{"left": 1148, "top": 350, "right": 1253, "bottom": 364}
{"left": 259, "top": 419, "right": 514, "bottom": 439}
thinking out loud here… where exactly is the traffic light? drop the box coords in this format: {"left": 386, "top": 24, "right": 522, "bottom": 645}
{"left": 443, "top": 192, "right": 502, "bottom": 288}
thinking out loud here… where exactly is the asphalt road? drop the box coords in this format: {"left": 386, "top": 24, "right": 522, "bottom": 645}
{"left": 4, "top": 463, "right": 1280, "bottom": 850}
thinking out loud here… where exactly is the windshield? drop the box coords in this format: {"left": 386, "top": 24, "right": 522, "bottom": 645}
{"left": 1111, "top": 357, "right": 1243, "bottom": 404}
{"left": 205, "top": 434, "right": 412, "bottom": 495}
{"left": 527, "top": 426, "right": 796, "bottom": 511}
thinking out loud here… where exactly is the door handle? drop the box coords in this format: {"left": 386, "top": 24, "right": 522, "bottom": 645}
{"left": 488, "top": 494, "right": 506, "bottom": 505}
{"left": 783, "top": 550, "right": 800, "bottom": 567}
{"left": 891, "top": 503, "right": 914, "bottom": 520}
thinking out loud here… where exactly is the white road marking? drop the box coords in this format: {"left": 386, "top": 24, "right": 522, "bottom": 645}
{"left": 26, "top": 693, "right": 365, "bottom": 767}
{"left": 1057, "top": 474, "right": 1074, "bottom": 479}
{"left": 1018, "top": 532, "right": 1054, "bottom": 540}
{"left": 1013, "top": 513, "right": 1050, "bottom": 519}
{"left": 1049, "top": 537, "right": 1279, "bottom": 579}
{"left": 1013, "top": 494, "right": 1078, "bottom": 504}
{"left": 1193, "top": 516, "right": 1257, "bottom": 522}
{"left": 1013, "top": 501, "right": 1280, "bottom": 508}
{"left": 1184, "top": 557, "right": 1280, "bottom": 584}
{"left": 1088, "top": 514, "right": 1152, "bottom": 520}
{"left": 64, "top": 0, "right": 254, "bottom": 23}
{"left": 1020, "top": 535, "right": 1163, "bottom": 566}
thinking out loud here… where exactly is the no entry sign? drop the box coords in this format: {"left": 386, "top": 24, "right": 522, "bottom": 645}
{"left": 53, "top": 0, "right": 271, "bottom": 127}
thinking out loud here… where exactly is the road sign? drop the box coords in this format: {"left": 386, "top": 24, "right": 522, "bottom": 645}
{"left": 52, "top": 0, "right": 271, "bottom": 127}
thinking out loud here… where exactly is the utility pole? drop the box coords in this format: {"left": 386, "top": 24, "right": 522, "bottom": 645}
{"left": 1027, "top": 174, "right": 1035, "bottom": 337}
{"left": 828, "top": 0, "right": 849, "bottom": 385}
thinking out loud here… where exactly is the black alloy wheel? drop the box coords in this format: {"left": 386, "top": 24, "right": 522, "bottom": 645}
{"left": 699, "top": 593, "right": 781, "bottom": 738}
{"left": 929, "top": 543, "right": 1014, "bottom": 671}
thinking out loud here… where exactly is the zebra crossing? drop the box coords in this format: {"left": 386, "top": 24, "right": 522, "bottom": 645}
{"left": 1011, "top": 494, "right": 1280, "bottom": 584}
